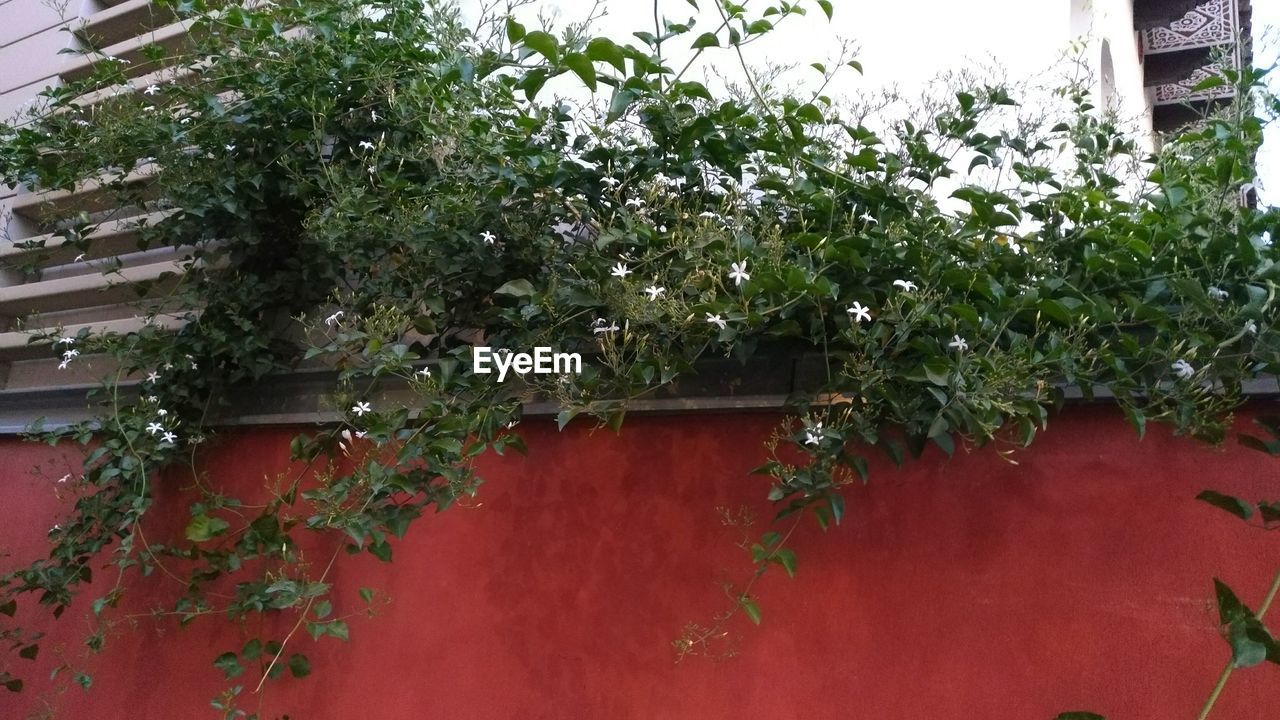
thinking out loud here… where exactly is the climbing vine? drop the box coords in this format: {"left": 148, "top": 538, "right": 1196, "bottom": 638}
{"left": 1, "top": 0, "right": 1278, "bottom": 715}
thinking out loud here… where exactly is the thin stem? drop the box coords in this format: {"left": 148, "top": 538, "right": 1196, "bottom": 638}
{"left": 1198, "top": 567, "right": 1280, "bottom": 720}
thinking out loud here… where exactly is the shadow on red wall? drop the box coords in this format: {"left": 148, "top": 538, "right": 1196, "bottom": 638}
{"left": 2, "top": 404, "right": 1280, "bottom": 719}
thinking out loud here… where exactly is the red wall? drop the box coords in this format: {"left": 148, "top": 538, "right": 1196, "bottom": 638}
{"left": 3, "top": 404, "right": 1280, "bottom": 719}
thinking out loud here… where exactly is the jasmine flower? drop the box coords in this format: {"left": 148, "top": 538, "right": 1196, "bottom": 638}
{"left": 847, "top": 302, "right": 872, "bottom": 323}
{"left": 1172, "top": 359, "right": 1195, "bottom": 379}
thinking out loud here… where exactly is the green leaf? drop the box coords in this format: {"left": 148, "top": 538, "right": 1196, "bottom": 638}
{"left": 287, "top": 653, "right": 311, "bottom": 678}
{"left": 930, "top": 429, "right": 955, "bottom": 457}
{"left": 586, "top": 38, "right": 626, "bottom": 72}
{"left": 185, "top": 514, "right": 230, "bottom": 542}
{"left": 213, "top": 651, "right": 244, "bottom": 679}
{"left": 242, "top": 639, "right": 262, "bottom": 661}
{"left": 505, "top": 17, "right": 526, "bottom": 43}
{"left": 1229, "top": 623, "right": 1269, "bottom": 668}
{"left": 563, "top": 53, "right": 597, "bottom": 92}
{"left": 0, "top": 600, "right": 15, "bottom": 617}
{"left": 923, "top": 358, "right": 951, "bottom": 387}
{"left": 1196, "top": 490, "right": 1254, "bottom": 521}
{"left": 817, "top": 0, "right": 834, "bottom": 20}
{"left": 606, "top": 89, "right": 637, "bottom": 123}
{"left": 828, "top": 492, "right": 845, "bottom": 525}
{"left": 1214, "top": 579, "right": 1275, "bottom": 668}
{"left": 772, "top": 548, "right": 797, "bottom": 577}
{"left": 494, "top": 279, "right": 535, "bottom": 298}
{"left": 3, "top": 678, "right": 22, "bottom": 693}
{"left": 691, "top": 32, "right": 719, "bottom": 49}
{"left": 359, "top": 587, "right": 374, "bottom": 603}
{"left": 368, "top": 540, "right": 392, "bottom": 562}
{"left": 313, "top": 599, "right": 332, "bottom": 620}
{"left": 18, "top": 644, "right": 38, "bottom": 660}
{"left": 326, "top": 620, "right": 350, "bottom": 641}
{"left": 1192, "top": 74, "right": 1226, "bottom": 92}
{"left": 556, "top": 408, "right": 580, "bottom": 430}
{"left": 522, "top": 31, "right": 559, "bottom": 63}
{"left": 740, "top": 596, "right": 761, "bottom": 625}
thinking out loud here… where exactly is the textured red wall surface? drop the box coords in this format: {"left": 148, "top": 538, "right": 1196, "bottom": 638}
{"left": 3, "top": 404, "right": 1280, "bottom": 719}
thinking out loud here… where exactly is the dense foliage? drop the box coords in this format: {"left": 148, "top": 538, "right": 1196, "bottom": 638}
{"left": 0, "top": 0, "right": 1278, "bottom": 715}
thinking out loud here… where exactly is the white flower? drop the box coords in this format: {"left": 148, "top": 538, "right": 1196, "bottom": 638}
{"left": 225, "top": 144, "right": 235, "bottom": 152}
{"left": 163, "top": 362, "right": 174, "bottom": 371}
{"left": 146, "top": 371, "right": 160, "bottom": 383}
{"left": 58, "top": 360, "right": 70, "bottom": 370}
{"left": 146, "top": 422, "right": 164, "bottom": 435}
{"left": 416, "top": 367, "right": 432, "bottom": 377}
{"left": 146, "top": 395, "right": 158, "bottom": 403}
{"left": 1172, "top": 359, "right": 1195, "bottom": 379}
{"left": 1008, "top": 241, "right": 1024, "bottom": 255}
{"left": 367, "top": 165, "right": 376, "bottom": 175}
{"left": 860, "top": 212, "right": 878, "bottom": 225}
{"left": 351, "top": 401, "right": 372, "bottom": 416}
{"left": 57, "top": 474, "right": 70, "bottom": 484}
{"left": 893, "top": 279, "right": 918, "bottom": 292}
{"left": 705, "top": 313, "right": 727, "bottom": 330}
{"left": 358, "top": 140, "right": 375, "bottom": 150}
{"left": 371, "top": 110, "right": 379, "bottom": 122}
{"left": 56, "top": 336, "right": 76, "bottom": 345}
{"left": 624, "top": 197, "right": 646, "bottom": 208}
{"left": 480, "top": 231, "right": 496, "bottom": 245}
{"left": 948, "top": 335, "right": 969, "bottom": 352}
{"left": 325, "top": 310, "right": 344, "bottom": 327}
{"left": 354, "top": 430, "right": 367, "bottom": 438}
{"left": 847, "top": 302, "right": 872, "bottom": 323}
{"left": 62, "top": 349, "right": 79, "bottom": 360}
{"left": 610, "top": 262, "right": 632, "bottom": 279}
{"left": 644, "top": 285, "right": 665, "bottom": 301}
{"left": 1245, "top": 320, "right": 1258, "bottom": 335}
{"left": 728, "top": 261, "right": 750, "bottom": 287}
{"left": 144, "top": 84, "right": 160, "bottom": 95}
{"left": 1208, "top": 287, "right": 1228, "bottom": 301}
{"left": 156, "top": 409, "right": 169, "bottom": 417}
{"left": 161, "top": 431, "right": 177, "bottom": 444}
{"left": 601, "top": 177, "right": 620, "bottom": 187}
{"left": 803, "top": 423, "right": 823, "bottom": 446}
{"left": 592, "top": 319, "right": 620, "bottom": 335}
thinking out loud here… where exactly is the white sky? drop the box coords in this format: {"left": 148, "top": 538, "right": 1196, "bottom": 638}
{"left": 510, "top": 0, "right": 1277, "bottom": 204}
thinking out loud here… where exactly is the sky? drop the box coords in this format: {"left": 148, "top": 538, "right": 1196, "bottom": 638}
{"left": 499, "top": 0, "right": 1278, "bottom": 205}
{"left": 1252, "top": 0, "right": 1279, "bottom": 206}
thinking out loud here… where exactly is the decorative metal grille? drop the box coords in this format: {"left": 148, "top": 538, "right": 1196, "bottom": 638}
{"left": 1142, "top": 0, "right": 1238, "bottom": 54}
{"left": 1152, "top": 65, "right": 1237, "bottom": 103}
